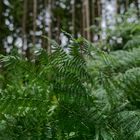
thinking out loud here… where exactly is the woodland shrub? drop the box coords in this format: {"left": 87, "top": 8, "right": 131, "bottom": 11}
{"left": 0, "top": 12, "right": 140, "bottom": 140}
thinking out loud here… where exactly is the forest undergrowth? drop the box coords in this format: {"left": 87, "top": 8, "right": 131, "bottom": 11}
{"left": 0, "top": 11, "right": 140, "bottom": 140}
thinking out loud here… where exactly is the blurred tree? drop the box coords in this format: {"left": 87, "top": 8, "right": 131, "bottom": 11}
{"left": 0, "top": 0, "right": 139, "bottom": 57}
{"left": 22, "top": 0, "right": 27, "bottom": 55}
{"left": 0, "top": 0, "right": 10, "bottom": 54}
{"left": 33, "top": 0, "right": 37, "bottom": 47}
{"left": 82, "top": 0, "right": 91, "bottom": 41}
{"left": 135, "top": 0, "right": 140, "bottom": 17}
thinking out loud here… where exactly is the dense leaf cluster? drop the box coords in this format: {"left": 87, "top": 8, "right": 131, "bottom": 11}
{"left": 0, "top": 14, "right": 140, "bottom": 140}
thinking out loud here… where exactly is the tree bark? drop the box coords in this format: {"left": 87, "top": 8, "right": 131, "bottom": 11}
{"left": 33, "top": 0, "right": 37, "bottom": 47}
{"left": 135, "top": 0, "right": 140, "bottom": 18}
{"left": 82, "top": 0, "right": 91, "bottom": 41}
{"left": 0, "top": 1, "right": 6, "bottom": 55}
{"left": 85, "top": 0, "right": 91, "bottom": 41}
{"left": 82, "top": 1, "right": 86, "bottom": 38}
{"left": 22, "top": 0, "right": 27, "bottom": 54}
{"left": 125, "top": 0, "right": 129, "bottom": 12}
{"left": 72, "top": 0, "right": 75, "bottom": 36}
{"left": 116, "top": 0, "right": 120, "bottom": 14}
{"left": 48, "top": 0, "right": 52, "bottom": 54}
{"left": 90, "top": 0, "right": 95, "bottom": 42}
{"left": 94, "top": 0, "right": 101, "bottom": 40}
{"left": 42, "top": 0, "right": 48, "bottom": 50}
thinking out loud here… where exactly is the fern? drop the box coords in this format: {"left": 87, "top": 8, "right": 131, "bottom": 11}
{"left": 0, "top": 13, "right": 140, "bottom": 139}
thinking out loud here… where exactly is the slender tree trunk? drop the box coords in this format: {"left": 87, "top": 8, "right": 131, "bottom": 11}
{"left": 0, "top": 1, "right": 6, "bottom": 55}
{"left": 98, "top": 0, "right": 101, "bottom": 17}
{"left": 80, "top": 3, "right": 83, "bottom": 37}
{"left": 85, "top": 0, "right": 91, "bottom": 41}
{"left": 82, "top": 0, "right": 91, "bottom": 41}
{"left": 94, "top": 0, "right": 101, "bottom": 40}
{"left": 33, "top": 0, "right": 37, "bottom": 47}
{"left": 48, "top": 0, "right": 52, "bottom": 54}
{"left": 22, "top": 0, "right": 27, "bottom": 55}
{"left": 116, "top": 0, "right": 121, "bottom": 14}
{"left": 125, "top": 0, "right": 129, "bottom": 12}
{"left": 98, "top": 0, "right": 101, "bottom": 40}
{"left": 135, "top": 0, "right": 140, "bottom": 18}
{"left": 82, "top": 1, "right": 86, "bottom": 38}
{"left": 72, "top": 0, "right": 75, "bottom": 36}
{"left": 42, "top": 0, "right": 48, "bottom": 50}
{"left": 90, "top": 0, "right": 95, "bottom": 42}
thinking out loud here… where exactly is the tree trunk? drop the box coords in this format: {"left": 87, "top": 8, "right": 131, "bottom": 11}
{"left": 85, "top": 0, "right": 91, "bottom": 41}
{"left": 94, "top": 0, "right": 101, "bottom": 40}
{"left": 47, "top": 0, "right": 52, "bottom": 54}
{"left": 22, "top": 0, "right": 27, "bottom": 55}
{"left": 125, "top": 0, "right": 129, "bottom": 12}
{"left": 135, "top": 0, "right": 140, "bottom": 18}
{"left": 116, "top": 0, "right": 121, "bottom": 14}
{"left": 90, "top": 0, "right": 95, "bottom": 42}
{"left": 42, "top": 0, "right": 48, "bottom": 50}
{"left": 82, "top": 1, "right": 86, "bottom": 38}
{"left": 0, "top": 1, "right": 6, "bottom": 55}
{"left": 72, "top": 0, "right": 75, "bottom": 36}
{"left": 33, "top": 0, "right": 37, "bottom": 47}
{"left": 82, "top": 0, "right": 91, "bottom": 41}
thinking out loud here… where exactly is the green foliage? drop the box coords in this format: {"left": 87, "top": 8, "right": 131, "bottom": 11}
{"left": 0, "top": 38, "right": 93, "bottom": 139}
{"left": 105, "top": 9, "right": 140, "bottom": 51}
{"left": 0, "top": 11, "right": 140, "bottom": 140}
